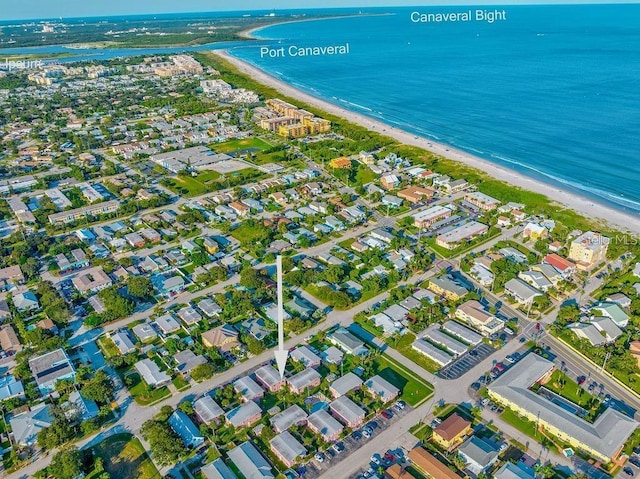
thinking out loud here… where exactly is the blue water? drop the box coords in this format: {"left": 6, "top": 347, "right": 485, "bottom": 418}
{"left": 229, "top": 5, "right": 640, "bottom": 216}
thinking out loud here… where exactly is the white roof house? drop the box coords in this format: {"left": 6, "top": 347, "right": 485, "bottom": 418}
{"left": 364, "top": 375, "right": 400, "bottom": 403}
{"left": 227, "top": 441, "right": 274, "bottom": 479}
{"left": 134, "top": 358, "right": 170, "bottom": 388}
{"left": 154, "top": 314, "right": 181, "bottom": 334}
{"left": 195, "top": 395, "right": 225, "bottom": 425}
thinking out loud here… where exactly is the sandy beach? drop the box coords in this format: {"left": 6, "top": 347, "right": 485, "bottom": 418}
{"left": 214, "top": 49, "right": 640, "bottom": 236}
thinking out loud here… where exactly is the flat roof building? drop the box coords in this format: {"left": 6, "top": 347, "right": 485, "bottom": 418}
{"left": 330, "top": 372, "right": 363, "bottom": 398}
{"left": 488, "top": 353, "right": 638, "bottom": 462}
{"left": 195, "top": 395, "right": 224, "bottom": 425}
{"left": 29, "top": 349, "right": 76, "bottom": 393}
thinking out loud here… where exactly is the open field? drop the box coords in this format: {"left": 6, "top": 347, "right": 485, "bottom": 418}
{"left": 89, "top": 433, "right": 161, "bottom": 479}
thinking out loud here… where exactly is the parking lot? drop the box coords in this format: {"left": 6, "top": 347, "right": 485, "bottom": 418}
{"left": 350, "top": 447, "right": 408, "bottom": 479}
{"left": 438, "top": 343, "right": 495, "bottom": 380}
{"left": 302, "top": 401, "right": 411, "bottom": 479}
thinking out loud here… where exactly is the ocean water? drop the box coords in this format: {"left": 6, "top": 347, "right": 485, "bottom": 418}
{"left": 230, "top": 5, "right": 640, "bottom": 215}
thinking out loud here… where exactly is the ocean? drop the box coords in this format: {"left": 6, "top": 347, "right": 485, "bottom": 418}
{"left": 230, "top": 5, "right": 640, "bottom": 215}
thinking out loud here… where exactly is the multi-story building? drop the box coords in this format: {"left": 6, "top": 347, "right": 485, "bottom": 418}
{"left": 568, "top": 231, "right": 610, "bottom": 269}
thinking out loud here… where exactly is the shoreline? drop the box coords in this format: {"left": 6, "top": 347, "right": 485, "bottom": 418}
{"left": 214, "top": 49, "right": 640, "bottom": 236}
{"left": 239, "top": 13, "right": 394, "bottom": 40}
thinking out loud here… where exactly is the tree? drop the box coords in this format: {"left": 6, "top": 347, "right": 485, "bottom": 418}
{"left": 48, "top": 447, "right": 82, "bottom": 479}
{"left": 179, "top": 401, "right": 194, "bottom": 415}
{"left": 534, "top": 463, "right": 556, "bottom": 479}
{"left": 240, "top": 267, "right": 265, "bottom": 290}
{"left": 191, "top": 362, "right": 215, "bottom": 382}
{"left": 81, "top": 370, "right": 115, "bottom": 404}
{"left": 140, "top": 420, "right": 187, "bottom": 466}
{"left": 126, "top": 276, "right": 154, "bottom": 299}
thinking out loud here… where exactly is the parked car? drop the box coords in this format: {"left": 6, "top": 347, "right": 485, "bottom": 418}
{"left": 623, "top": 466, "right": 635, "bottom": 476}
{"left": 371, "top": 454, "right": 382, "bottom": 466}
{"left": 315, "top": 452, "right": 325, "bottom": 463}
{"left": 577, "top": 375, "right": 586, "bottom": 385}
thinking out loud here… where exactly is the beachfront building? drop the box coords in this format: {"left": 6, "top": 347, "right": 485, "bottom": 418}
{"left": 488, "top": 353, "right": 638, "bottom": 462}
{"left": 464, "top": 192, "right": 501, "bottom": 211}
{"left": 568, "top": 231, "right": 610, "bottom": 269}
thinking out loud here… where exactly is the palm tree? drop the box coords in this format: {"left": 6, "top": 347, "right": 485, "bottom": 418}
{"left": 534, "top": 462, "right": 555, "bottom": 479}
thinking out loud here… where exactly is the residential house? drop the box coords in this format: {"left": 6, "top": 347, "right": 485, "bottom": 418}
{"left": 110, "top": 329, "right": 136, "bottom": 355}
{"left": 543, "top": 254, "right": 576, "bottom": 278}
{"left": 429, "top": 276, "right": 468, "bottom": 301}
{"left": 0, "top": 324, "right": 21, "bottom": 354}
{"left": 457, "top": 436, "right": 500, "bottom": 475}
{"left": 270, "top": 431, "right": 307, "bottom": 467}
{"left": 328, "top": 328, "right": 369, "bottom": 356}
{"left": 364, "top": 375, "right": 400, "bottom": 403}
{"left": 254, "top": 364, "right": 285, "bottom": 392}
{"left": 174, "top": 349, "right": 207, "bottom": 375}
{"left": 195, "top": 395, "right": 225, "bottom": 425}
{"left": 0, "top": 375, "right": 24, "bottom": 401}
{"left": 169, "top": 410, "right": 205, "bottom": 448}
{"left": 330, "top": 396, "right": 365, "bottom": 428}
{"left": 307, "top": 409, "right": 344, "bottom": 441}
{"left": 234, "top": 376, "right": 264, "bottom": 402}
{"left": 72, "top": 267, "right": 112, "bottom": 294}
{"left": 133, "top": 322, "right": 157, "bottom": 342}
{"left": 155, "top": 314, "right": 181, "bottom": 335}
{"left": 287, "top": 368, "right": 322, "bottom": 394}
{"left": 271, "top": 405, "right": 308, "bottom": 433}
{"left": 9, "top": 403, "right": 52, "bottom": 446}
{"left": 201, "top": 459, "right": 238, "bottom": 479}
{"left": 431, "top": 413, "right": 472, "bottom": 451}
{"left": 592, "top": 302, "right": 630, "bottom": 328}
{"left": 135, "top": 358, "right": 171, "bottom": 388}
{"left": 504, "top": 278, "right": 543, "bottom": 305}
{"left": 202, "top": 325, "right": 239, "bottom": 352}
{"left": 290, "top": 346, "right": 321, "bottom": 368}
{"left": 330, "top": 372, "right": 363, "bottom": 398}
{"left": 227, "top": 441, "right": 274, "bottom": 479}
{"left": 177, "top": 306, "right": 203, "bottom": 326}
{"left": 29, "top": 349, "right": 76, "bottom": 393}
{"left": 13, "top": 291, "right": 40, "bottom": 312}
{"left": 225, "top": 401, "right": 262, "bottom": 428}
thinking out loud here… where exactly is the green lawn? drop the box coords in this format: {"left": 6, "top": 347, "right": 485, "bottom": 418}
{"left": 501, "top": 407, "right": 539, "bottom": 438}
{"left": 543, "top": 370, "right": 595, "bottom": 409}
{"left": 97, "top": 336, "right": 120, "bottom": 358}
{"left": 393, "top": 332, "right": 443, "bottom": 374}
{"left": 373, "top": 355, "right": 434, "bottom": 407}
{"left": 213, "top": 137, "right": 273, "bottom": 153}
{"left": 89, "top": 433, "right": 161, "bottom": 479}
{"left": 126, "top": 372, "right": 171, "bottom": 405}
{"left": 173, "top": 375, "right": 190, "bottom": 391}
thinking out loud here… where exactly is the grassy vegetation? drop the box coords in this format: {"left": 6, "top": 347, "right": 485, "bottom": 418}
{"left": 500, "top": 407, "right": 540, "bottom": 439}
{"left": 126, "top": 372, "right": 171, "bottom": 405}
{"left": 90, "top": 433, "right": 161, "bottom": 479}
{"left": 172, "top": 375, "right": 190, "bottom": 391}
{"left": 373, "top": 354, "right": 434, "bottom": 407}
{"left": 213, "top": 137, "right": 274, "bottom": 153}
{"left": 543, "top": 370, "right": 595, "bottom": 409}
{"left": 97, "top": 336, "right": 120, "bottom": 358}
{"left": 393, "top": 332, "right": 442, "bottom": 374}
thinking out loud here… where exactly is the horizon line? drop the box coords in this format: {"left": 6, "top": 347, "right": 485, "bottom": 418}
{"left": 1, "top": 2, "right": 636, "bottom": 23}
